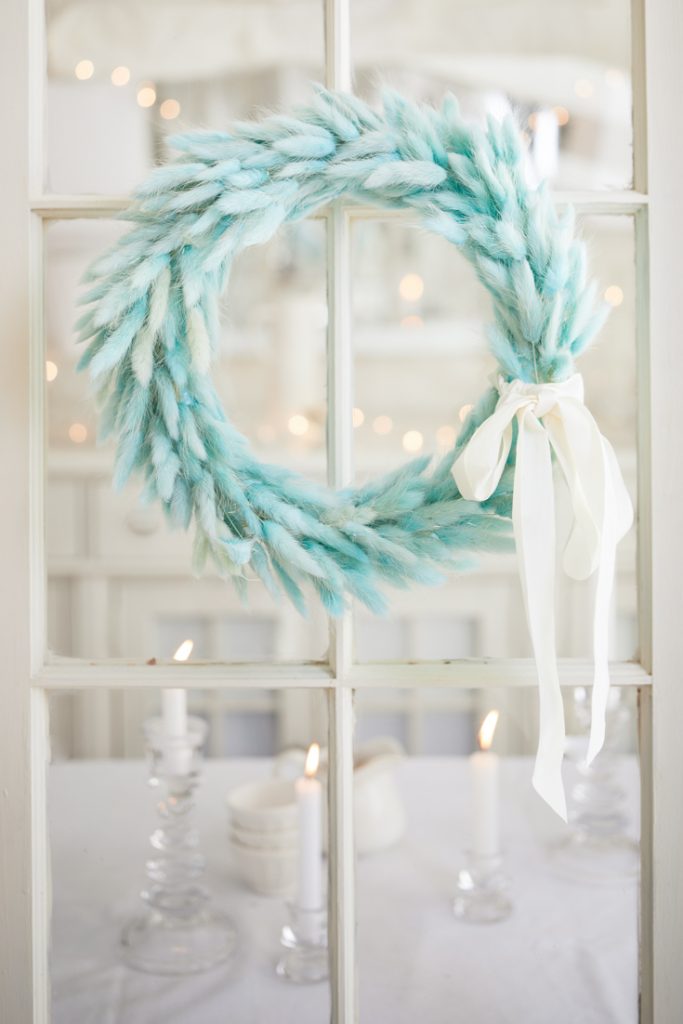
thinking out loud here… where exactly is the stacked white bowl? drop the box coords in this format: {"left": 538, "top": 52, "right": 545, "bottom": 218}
{"left": 226, "top": 779, "right": 298, "bottom": 896}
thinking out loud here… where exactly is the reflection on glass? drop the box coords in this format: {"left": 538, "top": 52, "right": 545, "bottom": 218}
{"left": 351, "top": 216, "right": 638, "bottom": 662}
{"left": 45, "top": 218, "right": 328, "bottom": 663}
{"left": 46, "top": 0, "right": 631, "bottom": 195}
{"left": 556, "top": 686, "right": 640, "bottom": 882}
{"left": 354, "top": 686, "right": 640, "bottom": 1023}
{"left": 351, "top": 0, "right": 632, "bottom": 190}
{"left": 45, "top": 0, "right": 325, "bottom": 193}
{"left": 48, "top": 688, "right": 331, "bottom": 1021}
{"left": 121, "top": 714, "right": 239, "bottom": 975}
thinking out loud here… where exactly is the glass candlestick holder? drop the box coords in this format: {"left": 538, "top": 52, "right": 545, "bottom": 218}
{"left": 453, "top": 851, "right": 513, "bottom": 924}
{"left": 121, "top": 715, "right": 237, "bottom": 974}
{"left": 549, "top": 688, "right": 639, "bottom": 884}
{"left": 276, "top": 903, "right": 328, "bottom": 984}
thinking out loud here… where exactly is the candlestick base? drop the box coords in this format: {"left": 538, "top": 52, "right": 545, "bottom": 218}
{"left": 276, "top": 904, "right": 328, "bottom": 984}
{"left": 548, "top": 831, "right": 639, "bottom": 885}
{"left": 122, "top": 907, "right": 237, "bottom": 975}
{"left": 453, "top": 852, "right": 512, "bottom": 924}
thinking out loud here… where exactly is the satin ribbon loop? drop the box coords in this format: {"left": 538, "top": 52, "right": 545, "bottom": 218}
{"left": 453, "top": 373, "right": 633, "bottom": 819}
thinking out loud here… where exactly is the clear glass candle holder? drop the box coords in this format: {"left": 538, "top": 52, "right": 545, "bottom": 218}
{"left": 276, "top": 903, "right": 329, "bottom": 984}
{"left": 549, "top": 689, "right": 639, "bottom": 884}
{"left": 453, "top": 851, "right": 513, "bottom": 924}
{"left": 121, "top": 716, "right": 237, "bottom": 974}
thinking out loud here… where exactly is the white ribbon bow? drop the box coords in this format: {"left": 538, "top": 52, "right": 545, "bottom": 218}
{"left": 453, "top": 374, "right": 633, "bottom": 819}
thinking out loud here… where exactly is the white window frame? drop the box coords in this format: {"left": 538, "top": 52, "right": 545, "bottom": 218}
{"left": 1, "top": 0, "right": 682, "bottom": 1020}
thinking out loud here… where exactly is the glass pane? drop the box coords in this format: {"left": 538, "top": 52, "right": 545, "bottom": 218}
{"left": 45, "top": 218, "right": 328, "bottom": 663}
{"left": 351, "top": 215, "right": 638, "bottom": 662}
{"left": 351, "top": 0, "right": 632, "bottom": 190}
{"left": 48, "top": 686, "right": 330, "bottom": 1020}
{"left": 45, "top": 0, "right": 325, "bottom": 193}
{"left": 354, "top": 685, "right": 640, "bottom": 1022}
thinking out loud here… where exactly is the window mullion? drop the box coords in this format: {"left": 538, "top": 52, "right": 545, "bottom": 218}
{"left": 29, "top": 190, "right": 649, "bottom": 223}
{"left": 641, "top": 0, "right": 683, "bottom": 1019}
{"left": 631, "top": 0, "right": 648, "bottom": 196}
{"left": 325, "top": 2, "right": 356, "bottom": 1023}
{"left": 327, "top": 687, "right": 356, "bottom": 1023}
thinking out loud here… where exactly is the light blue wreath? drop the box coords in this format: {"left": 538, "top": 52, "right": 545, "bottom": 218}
{"left": 78, "top": 87, "right": 607, "bottom": 615}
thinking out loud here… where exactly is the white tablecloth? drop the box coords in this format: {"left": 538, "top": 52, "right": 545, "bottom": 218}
{"left": 49, "top": 757, "right": 639, "bottom": 1024}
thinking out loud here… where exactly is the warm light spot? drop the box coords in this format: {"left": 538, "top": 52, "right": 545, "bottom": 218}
{"left": 304, "top": 742, "right": 320, "bottom": 778}
{"left": 352, "top": 407, "right": 365, "bottom": 428}
{"left": 399, "top": 273, "right": 424, "bottom": 302}
{"left": 68, "top": 422, "right": 88, "bottom": 444}
{"left": 45, "top": 360, "right": 58, "bottom": 382}
{"left": 527, "top": 112, "right": 538, "bottom": 130}
{"left": 372, "top": 414, "right": 393, "bottom": 435}
{"left": 402, "top": 430, "right": 423, "bottom": 453}
{"left": 436, "top": 424, "right": 456, "bottom": 448}
{"left": 110, "top": 65, "right": 130, "bottom": 87}
{"left": 477, "top": 709, "right": 499, "bottom": 751}
{"left": 75, "top": 59, "right": 94, "bottom": 81}
{"left": 458, "top": 403, "right": 474, "bottom": 423}
{"left": 173, "top": 639, "right": 194, "bottom": 662}
{"left": 574, "top": 78, "right": 594, "bottom": 99}
{"left": 288, "top": 413, "right": 310, "bottom": 436}
{"left": 160, "top": 98, "right": 181, "bottom": 120}
{"left": 604, "top": 68, "right": 626, "bottom": 90}
{"left": 137, "top": 84, "right": 157, "bottom": 108}
{"left": 553, "top": 105, "right": 570, "bottom": 127}
{"left": 604, "top": 285, "right": 624, "bottom": 307}
{"left": 401, "top": 314, "right": 423, "bottom": 329}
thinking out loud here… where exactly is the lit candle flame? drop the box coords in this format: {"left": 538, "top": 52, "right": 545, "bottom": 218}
{"left": 173, "top": 639, "right": 194, "bottom": 662}
{"left": 304, "top": 742, "right": 320, "bottom": 778}
{"left": 477, "top": 710, "right": 499, "bottom": 751}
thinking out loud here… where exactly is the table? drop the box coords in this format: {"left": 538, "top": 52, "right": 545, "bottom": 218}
{"left": 49, "top": 757, "right": 639, "bottom": 1024}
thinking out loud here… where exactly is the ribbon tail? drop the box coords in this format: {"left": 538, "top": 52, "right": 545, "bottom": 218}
{"left": 586, "top": 526, "right": 615, "bottom": 764}
{"left": 586, "top": 438, "right": 628, "bottom": 765}
{"left": 545, "top": 402, "right": 604, "bottom": 582}
{"left": 514, "top": 412, "right": 568, "bottom": 821}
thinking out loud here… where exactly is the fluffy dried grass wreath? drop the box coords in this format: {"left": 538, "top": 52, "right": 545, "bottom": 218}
{"left": 78, "top": 87, "right": 607, "bottom": 619}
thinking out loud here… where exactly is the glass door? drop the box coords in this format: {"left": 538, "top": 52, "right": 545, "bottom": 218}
{"left": 2, "top": 0, "right": 683, "bottom": 1021}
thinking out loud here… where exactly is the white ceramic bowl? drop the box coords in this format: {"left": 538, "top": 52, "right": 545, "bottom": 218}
{"left": 228, "top": 837, "right": 297, "bottom": 896}
{"left": 226, "top": 778, "right": 297, "bottom": 832}
{"left": 229, "top": 823, "right": 298, "bottom": 851}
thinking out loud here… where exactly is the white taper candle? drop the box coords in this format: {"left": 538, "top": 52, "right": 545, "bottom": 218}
{"left": 161, "top": 640, "right": 193, "bottom": 774}
{"left": 470, "top": 710, "right": 500, "bottom": 859}
{"left": 162, "top": 689, "right": 187, "bottom": 737}
{"left": 295, "top": 743, "right": 323, "bottom": 911}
